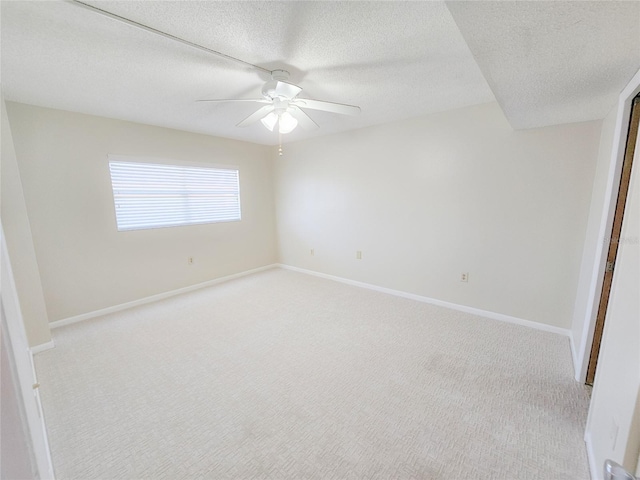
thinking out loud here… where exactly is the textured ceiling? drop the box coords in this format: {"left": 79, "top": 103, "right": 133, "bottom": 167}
{"left": 447, "top": 1, "right": 640, "bottom": 129}
{"left": 1, "top": 1, "right": 639, "bottom": 145}
{"left": 0, "top": 1, "right": 494, "bottom": 145}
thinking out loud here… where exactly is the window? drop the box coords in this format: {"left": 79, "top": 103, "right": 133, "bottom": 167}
{"left": 108, "top": 159, "right": 241, "bottom": 231}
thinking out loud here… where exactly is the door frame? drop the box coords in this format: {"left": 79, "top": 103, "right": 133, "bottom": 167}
{"left": 585, "top": 96, "right": 639, "bottom": 385}
{"left": 1, "top": 224, "right": 55, "bottom": 479}
{"left": 576, "top": 67, "right": 640, "bottom": 382}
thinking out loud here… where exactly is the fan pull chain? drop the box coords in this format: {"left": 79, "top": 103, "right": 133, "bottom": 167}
{"left": 278, "top": 131, "right": 283, "bottom": 156}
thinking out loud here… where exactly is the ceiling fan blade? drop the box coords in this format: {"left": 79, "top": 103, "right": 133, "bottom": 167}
{"left": 236, "top": 105, "right": 275, "bottom": 127}
{"left": 289, "top": 106, "right": 319, "bottom": 130}
{"left": 292, "top": 98, "right": 361, "bottom": 116}
{"left": 197, "top": 98, "right": 270, "bottom": 104}
{"left": 274, "top": 81, "right": 302, "bottom": 99}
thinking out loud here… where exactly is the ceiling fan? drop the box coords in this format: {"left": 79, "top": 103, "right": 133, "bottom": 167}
{"left": 198, "top": 70, "right": 361, "bottom": 134}
{"left": 67, "top": 1, "right": 361, "bottom": 135}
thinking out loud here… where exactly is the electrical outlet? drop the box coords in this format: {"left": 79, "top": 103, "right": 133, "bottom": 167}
{"left": 310, "top": 249, "right": 314, "bottom": 256}
{"left": 461, "top": 272, "right": 469, "bottom": 282}
{"left": 356, "top": 251, "right": 362, "bottom": 260}
{"left": 188, "top": 257, "right": 193, "bottom": 265}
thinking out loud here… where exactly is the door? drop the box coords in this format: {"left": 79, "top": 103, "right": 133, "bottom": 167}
{"left": 586, "top": 95, "right": 640, "bottom": 385}
{"left": 1, "top": 225, "right": 55, "bottom": 479}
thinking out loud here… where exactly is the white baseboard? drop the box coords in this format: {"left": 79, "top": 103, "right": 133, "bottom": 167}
{"left": 50, "top": 264, "right": 278, "bottom": 329}
{"left": 30, "top": 340, "right": 55, "bottom": 355}
{"left": 278, "top": 264, "right": 572, "bottom": 338}
{"left": 570, "top": 333, "right": 582, "bottom": 381}
{"left": 585, "top": 432, "right": 599, "bottom": 480}
{"left": 49, "top": 261, "right": 572, "bottom": 339}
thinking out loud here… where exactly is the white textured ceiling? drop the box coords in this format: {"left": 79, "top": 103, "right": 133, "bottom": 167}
{"left": 446, "top": 1, "right": 640, "bottom": 130}
{"left": 0, "top": 1, "right": 494, "bottom": 145}
{"left": 1, "top": 1, "right": 639, "bottom": 145}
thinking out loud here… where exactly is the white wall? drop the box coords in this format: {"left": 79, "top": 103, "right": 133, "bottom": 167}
{"left": 1, "top": 96, "right": 51, "bottom": 346}
{"left": 585, "top": 131, "right": 639, "bottom": 476}
{"left": 275, "top": 102, "right": 601, "bottom": 329}
{"left": 571, "top": 104, "right": 619, "bottom": 370}
{"left": 6, "top": 102, "right": 277, "bottom": 323}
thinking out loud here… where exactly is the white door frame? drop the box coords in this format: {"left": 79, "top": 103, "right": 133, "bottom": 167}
{"left": 576, "top": 67, "right": 640, "bottom": 381}
{"left": 1, "top": 225, "right": 55, "bottom": 479}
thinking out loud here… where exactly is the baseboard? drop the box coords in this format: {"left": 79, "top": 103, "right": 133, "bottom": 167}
{"left": 50, "top": 262, "right": 571, "bottom": 338}
{"left": 585, "top": 432, "right": 599, "bottom": 480}
{"left": 570, "top": 333, "right": 581, "bottom": 381}
{"left": 278, "top": 264, "right": 571, "bottom": 337}
{"left": 30, "top": 340, "right": 55, "bottom": 355}
{"left": 50, "top": 264, "right": 278, "bottom": 329}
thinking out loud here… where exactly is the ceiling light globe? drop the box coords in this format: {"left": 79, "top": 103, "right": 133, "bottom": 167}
{"left": 260, "top": 112, "right": 278, "bottom": 131}
{"left": 278, "top": 111, "right": 298, "bottom": 134}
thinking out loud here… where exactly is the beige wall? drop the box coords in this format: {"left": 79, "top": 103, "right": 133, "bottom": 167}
{"left": 1, "top": 96, "right": 51, "bottom": 346}
{"left": 275, "top": 102, "right": 601, "bottom": 329}
{"left": 585, "top": 126, "right": 639, "bottom": 475}
{"left": 6, "top": 102, "right": 277, "bottom": 322}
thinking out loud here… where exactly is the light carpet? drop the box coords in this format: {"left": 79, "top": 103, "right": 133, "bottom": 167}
{"left": 35, "top": 268, "right": 592, "bottom": 479}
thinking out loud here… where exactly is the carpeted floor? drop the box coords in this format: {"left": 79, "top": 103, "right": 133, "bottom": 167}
{"left": 35, "top": 268, "right": 591, "bottom": 479}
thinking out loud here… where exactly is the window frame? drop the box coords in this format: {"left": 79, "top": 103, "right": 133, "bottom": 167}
{"left": 107, "top": 155, "right": 242, "bottom": 232}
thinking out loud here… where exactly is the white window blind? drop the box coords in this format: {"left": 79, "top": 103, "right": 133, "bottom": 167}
{"left": 108, "top": 160, "right": 241, "bottom": 231}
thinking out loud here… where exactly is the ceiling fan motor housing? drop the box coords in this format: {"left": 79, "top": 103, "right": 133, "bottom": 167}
{"left": 262, "top": 70, "right": 297, "bottom": 100}
{"left": 261, "top": 81, "right": 279, "bottom": 99}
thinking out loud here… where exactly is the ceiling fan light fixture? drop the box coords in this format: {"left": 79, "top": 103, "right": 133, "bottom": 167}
{"left": 260, "top": 112, "right": 278, "bottom": 131}
{"left": 278, "top": 111, "right": 298, "bottom": 134}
